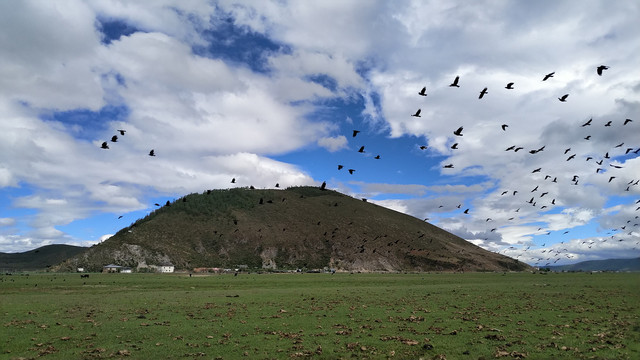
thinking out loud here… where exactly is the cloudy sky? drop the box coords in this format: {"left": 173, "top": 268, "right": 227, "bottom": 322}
{"left": 1, "top": 0, "right": 639, "bottom": 266}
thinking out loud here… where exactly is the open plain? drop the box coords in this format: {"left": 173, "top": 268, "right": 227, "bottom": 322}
{"left": 1, "top": 272, "right": 638, "bottom": 359}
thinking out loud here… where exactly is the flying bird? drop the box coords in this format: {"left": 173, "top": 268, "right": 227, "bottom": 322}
{"left": 564, "top": 148, "right": 571, "bottom": 154}
{"left": 419, "top": 145, "right": 428, "bottom": 150}
{"left": 449, "top": 76, "right": 460, "bottom": 87}
{"left": 566, "top": 154, "right": 576, "bottom": 161}
{"left": 111, "top": 135, "right": 118, "bottom": 142}
{"left": 418, "top": 87, "right": 427, "bottom": 96}
{"left": 453, "top": 127, "right": 464, "bottom": 136}
{"left": 584, "top": 135, "right": 591, "bottom": 140}
{"left": 596, "top": 65, "right": 609, "bottom": 76}
{"left": 581, "top": 118, "right": 592, "bottom": 127}
{"left": 463, "top": 209, "right": 469, "bottom": 214}
{"left": 100, "top": 142, "right": 109, "bottom": 149}
{"left": 532, "top": 168, "right": 542, "bottom": 173}
{"left": 374, "top": 155, "right": 381, "bottom": 159}
{"left": 451, "top": 143, "right": 458, "bottom": 149}
{"left": 231, "top": 178, "right": 236, "bottom": 183}
{"left": 609, "top": 176, "right": 616, "bottom": 183}
{"left": 358, "top": 146, "right": 365, "bottom": 153}
{"left": 501, "top": 124, "right": 508, "bottom": 131}
{"left": 479, "top": 87, "right": 488, "bottom": 99}
{"left": 615, "top": 143, "right": 624, "bottom": 148}
{"left": 542, "top": 72, "right": 555, "bottom": 81}
{"left": 348, "top": 169, "right": 355, "bottom": 174}
{"left": 558, "top": 94, "right": 569, "bottom": 102}
{"left": 604, "top": 121, "right": 612, "bottom": 127}
{"left": 514, "top": 147, "right": 524, "bottom": 152}
{"left": 117, "top": 129, "right": 126, "bottom": 135}
{"left": 338, "top": 165, "right": 344, "bottom": 170}
{"left": 148, "top": 149, "right": 155, "bottom": 156}
{"left": 412, "top": 109, "right": 421, "bottom": 117}
{"left": 275, "top": 183, "right": 280, "bottom": 188}
{"left": 352, "top": 130, "right": 360, "bottom": 137}
{"left": 624, "top": 118, "right": 633, "bottom": 125}
{"left": 505, "top": 82, "right": 514, "bottom": 89}
{"left": 505, "top": 145, "right": 515, "bottom": 151}
{"left": 443, "top": 164, "right": 454, "bottom": 168}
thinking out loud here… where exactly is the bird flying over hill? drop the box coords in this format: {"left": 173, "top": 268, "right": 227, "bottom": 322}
{"left": 412, "top": 109, "right": 421, "bottom": 117}
{"left": 453, "top": 127, "right": 464, "bottom": 136}
{"left": 479, "top": 87, "right": 488, "bottom": 99}
{"left": 505, "top": 82, "right": 514, "bottom": 89}
{"left": 100, "top": 142, "right": 109, "bottom": 149}
{"left": 320, "top": 181, "right": 326, "bottom": 190}
{"left": 543, "top": 72, "right": 555, "bottom": 81}
{"left": 558, "top": 94, "right": 569, "bottom": 102}
{"left": 596, "top": 65, "right": 609, "bottom": 76}
{"left": 418, "top": 87, "right": 427, "bottom": 96}
{"left": 449, "top": 76, "right": 460, "bottom": 87}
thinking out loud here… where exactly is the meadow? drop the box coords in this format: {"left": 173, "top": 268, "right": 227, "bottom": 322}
{"left": 1, "top": 272, "right": 638, "bottom": 359}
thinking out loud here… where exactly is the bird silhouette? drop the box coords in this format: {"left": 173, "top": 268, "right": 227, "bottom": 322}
{"left": 609, "top": 176, "right": 616, "bottom": 183}
{"left": 148, "top": 149, "right": 155, "bottom": 156}
{"left": 479, "top": 87, "right": 488, "bottom": 99}
{"left": 584, "top": 135, "right": 591, "bottom": 140}
{"left": 453, "top": 127, "right": 464, "bottom": 136}
{"left": 505, "top": 145, "right": 515, "bottom": 151}
{"left": 564, "top": 148, "right": 571, "bottom": 154}
{"left": 558, "top": 94, "right": 569, "bottom": 102}
{"left": 604, "top": 121, "right": 612, "bottom": 127}
{"left": 374, "top": 155, "right": 381, "bottom": 159}
{"left": 505, "top": 82, "right": 514, "bottom": 89}
{"left": 463, "top": 209, "right": 469, "bottom": 214}
{"left": 514, "top": 147, "right": 524, "bottom": 152}
{"left": 101, "top": 142, "right": 109, "bottom": 149}
{"left": 501, "top": 124, "right": 508, "bottom": 131}
{"left": 542, "top": 72, "right": 555, "bottom": 81}
{"left": 231, "top": 178, "right": 236, "bottom": 183}
{"left": 615, "top": 143, "right": 624, "bottom": 148}
{"left": 443, "top": 164, "right": 454, "bottom": 168}
{"left": 117, "top": 129, "right": 126, "bottom": 135}
{"left": 358, "top": 146, "right": 365, "bottom": 153}
{"left": 566, "top": 154, "right": 576, "bottom": 161}
{"left": 275, "top": 183, "right": 280, "bottom": 188}
{"left": 348, "top": 169, "right": 355, "bottom": 174}
{"left": 419, "top": 145, "right": 428, "bottom": 150}
{"left": 412, "top": 109, "right": 421, "bottom": 117}
{"left": 338, "top": 165, "right": 343, "bottom": 170}
{"left": 451, "top": 143, "right": 458, "bottom": 149}
{"left": 111, "top": 135, "right": 118, "bottom": 142}
{"left": 352, "top": 130, "right": 360, "bottom": 137}
{"left": 449, "top": 76, "right": 460, "bottom": 87}
{"left": 624, "top": 118, "right": 633, "bottom": 125}
{"left": 596, "top": 65, "right": 609, "bottom": 76}
{"left": 320, "top": 181, "right": 326, "bottom": 190}
{"left": 582, "top": 118, "right": 592, "bottom": 127}
{"left": 532, "top": 168, "right": 542, "bottom": 173}
{"left": 418, "top": 87, "right": 427, "bottom": 96}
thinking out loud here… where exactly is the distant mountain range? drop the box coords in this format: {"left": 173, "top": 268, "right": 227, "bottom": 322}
{"left": 0, "top": 244, "right": 87, "bottom": 272}
{"left": 546, "top": 257, "right": 640, "bottom": 272}
{"left": 54, "top": 186, "right": 532, "bottom": 273}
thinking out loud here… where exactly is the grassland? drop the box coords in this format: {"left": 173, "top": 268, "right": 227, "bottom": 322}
{"left": 1, "top": 272, "right": 638, "bottom": 359}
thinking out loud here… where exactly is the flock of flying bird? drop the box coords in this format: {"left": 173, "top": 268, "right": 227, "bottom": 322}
{"left": 328, "top": 65, "right": 638, "bottom": 266}
{"left": 100, "top": 64, "right": 637, "bottom": 266}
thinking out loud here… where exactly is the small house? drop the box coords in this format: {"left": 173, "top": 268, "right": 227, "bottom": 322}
{"left": 158, "top": 263, "right": 174, "bottom": 273}
{"left": 103, "top": 264, "right": 122, "bottom": 273}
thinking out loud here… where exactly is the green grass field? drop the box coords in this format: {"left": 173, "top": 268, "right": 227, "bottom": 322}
{"left": 1, "top": 272, "right": 638, "bottom": 359}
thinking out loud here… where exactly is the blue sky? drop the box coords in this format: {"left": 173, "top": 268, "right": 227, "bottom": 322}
{"left": 1, "top": 1, "right": 639, "bottom": 266}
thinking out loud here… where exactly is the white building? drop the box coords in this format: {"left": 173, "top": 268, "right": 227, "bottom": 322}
{"left": 158, "top": 263, "right": 175, "bottom": 273}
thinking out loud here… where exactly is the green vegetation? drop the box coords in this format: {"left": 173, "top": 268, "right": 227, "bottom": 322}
{"left": 1, "top": 272, "right": 638, "bottom": 359}
{"left": 57, "top": 187, "right": 531, "bottom": 273}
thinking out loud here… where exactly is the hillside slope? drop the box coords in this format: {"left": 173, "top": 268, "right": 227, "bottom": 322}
{"left": 548, "top": 257, "right": 640, "bottom": 272}
{"left": 1, "top": 244, "right": 87, "bottom": 271}
{"left": 57, "top": 187, "right": 531, "bottom": 272}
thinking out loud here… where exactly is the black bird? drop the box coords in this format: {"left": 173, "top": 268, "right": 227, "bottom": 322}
{"left": 514, "top": 147, "right": 524, "bottom": 152}
{"left": 609, "top": 176, "right": 616, "bottom": 183}
{"left": 449, "top": 76, "right": 460, "bottom": 87}
{"left": 505, "top": 145, "right": 515, "bottom": 151}
{"left": 624, "top": 118, "right": 632, "bottom": 125}
{"left": 443, "top": 164, "right": 454, "bottom": 168}
{"left": 418, "top": 87, "right": 427, "bottom": 96}
{"left": 501, "top": 124, "right": 508, "bottom": 131}
{"left": 532, "top": 185, "right": 539, "bottom": 192}
{"left": 358, "top": 146, "right": 365, "bottom": 153}
{"left": 463, "top": 209, "right": 469, "bottom": 214}
{"left": 615, "top": 143, "right": 624, "bottom": 148}
{"left": 419, "top": 145, "right": 428, "bottom": 150}
{"left": 532, "top": 168, "right": 542, "bottom": 173}
{"left": 338, "top": 165, "right": 344, "bottom": 170}
{"left": 320, "top": 181, "right": 326, "bottom": 190}
{"left": 412, "top": 109, "right": 421, "bottom": 117}
{"left": 584, "top": 135, "right": 591, "bottom": 140}
{"left": 117, "top": 129, "right": 126, "bottom": 135}
{"left": 604, "top": 121, "right": 612, "bottom": 127}
{"left": 564, "top": 148, "right": 571, "bottom": 154}
{"left": 582, "top": 118, "right": 592, "bottom": 127}
{"left": 566, "top": 154, "right": 576, "bottom": 161}
{"left": 596, "top": 65, "right": 609, "bottom": 76}
{"left": 148, "top": 149, "right": 155, "bottom": 156}
{"left": 117, "top": 215, "right": 123, "bottom": 219}
{"left": 451, "top": 143, "right": 458, "bottom": 149}
{"left": 558, "top": 94, "right": 569, "bottom": 102}
{"left": 610, "top": 164, "right": 623, "bottom": 169}
{"left": 352, "top": 130, "right": 360, "bottom": 137}
{"left": 275, "top": 183, "right": 280, "bottom": 188}
{"left": 374, "top": 155, "right": 381, "bottom": 159}
{"left": 604, "top": 152, "right": 610, "bottom": 159}
{"left": 453, "top": 126, "right": 464, "bottom": 136}
{"left": 626, "top": 148, "right": 634, "bottom": 154}
{"left": 100, "top": 142, "right": 109, "bottom": 149}
{"left": 505, "top": 82, "right": 514, "bottom": 89}
{"left": 586, "top": 156, "right": 593, "bottom": 161}
{"left": 542, "top": 72, "right": 555, "bottom": 81}
{"left": 479, "top": 87, "right": 488, "bottom": 99}
{"left": 154, "top": 203, "right": 160, "bottom": 207}
{"left": 231, "top": 178, "right": 236, "bottom": 183}
{"left": 348, "top": 169, "right": 355, "bottom": 174}
{"left": 111, "top": 135, "right": 118, "bottom": 142}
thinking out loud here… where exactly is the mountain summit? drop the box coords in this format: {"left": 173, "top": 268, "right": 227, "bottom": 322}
{"left": 58, "top": 187, "right": 531, "bottom": 272}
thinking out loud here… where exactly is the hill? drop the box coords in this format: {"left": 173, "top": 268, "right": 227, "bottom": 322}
{"left": 0, "top": 244, "right": 87, "bottom": 272}
{"left": 56, "top": 186, "right": 532, "bottom": 272}
{"left": 547, "top": 257, "right": 640, "bottom": 272}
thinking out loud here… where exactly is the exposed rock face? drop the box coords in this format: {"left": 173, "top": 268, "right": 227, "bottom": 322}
{"left": 56, "top": 187, "right": 532, "bottom": 272}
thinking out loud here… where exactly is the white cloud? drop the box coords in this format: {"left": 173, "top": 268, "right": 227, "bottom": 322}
{"left": 317, "top": 136, "right": 348, "bottom": 152}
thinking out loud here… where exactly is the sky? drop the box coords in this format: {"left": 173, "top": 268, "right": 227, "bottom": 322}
{"left": 1, "top": 0, "right": 639, "bottom": 267}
